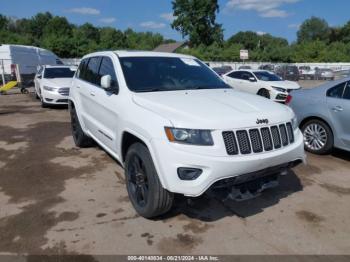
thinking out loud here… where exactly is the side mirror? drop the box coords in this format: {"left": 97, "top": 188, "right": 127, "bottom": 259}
{"left": 101, "top": 75, "right": 119, "bottom": 94}
{"left": 101, "top": 75, "right": 111, "bottom": 89}
{"left": 249, "top": 77, "right": 256, "bottom": 82}
{"left": 37, "top": 75, "right": 42, "bottom": 79}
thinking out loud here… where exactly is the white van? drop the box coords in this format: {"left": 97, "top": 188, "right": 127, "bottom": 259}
{"left": 0, "top": 44, "right": 63, "bottom": 86}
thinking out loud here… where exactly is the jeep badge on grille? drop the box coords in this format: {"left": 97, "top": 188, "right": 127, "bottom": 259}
{"left": 256, "top": 119, "right": 269, "bottom": 124}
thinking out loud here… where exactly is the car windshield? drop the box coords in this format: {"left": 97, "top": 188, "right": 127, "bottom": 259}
{"left": 254, "top": 71, "right": 282, "bottom": 81}
{"left": 44, "top": 68, "right": 75, "bottom": 79}
{"left": 119, "top": 56, "right": 229, "bottom": 92}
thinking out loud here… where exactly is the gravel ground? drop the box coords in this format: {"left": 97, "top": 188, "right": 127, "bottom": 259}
{"left": 0, "top": 83, "right": 349, "bottom": 257}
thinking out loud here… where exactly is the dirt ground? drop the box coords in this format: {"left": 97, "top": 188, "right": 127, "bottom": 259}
{"left": 0, "top": 83, "right": 350, "bottom": 257}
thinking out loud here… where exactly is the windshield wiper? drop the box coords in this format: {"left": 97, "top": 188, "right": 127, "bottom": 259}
{"left": 135, "top": 88, "right": 164, "bottom": 93}
{"left": 189, "top": 86, "right": 230, "bottom": 90}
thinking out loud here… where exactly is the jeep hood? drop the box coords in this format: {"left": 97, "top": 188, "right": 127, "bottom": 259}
{"left": 132, "top": 89, "right": 294, "bottom": 129}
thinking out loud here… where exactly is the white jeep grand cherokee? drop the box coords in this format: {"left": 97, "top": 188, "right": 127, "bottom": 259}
{"left": 69, "top": 51, "right": 306, "bottom": 218}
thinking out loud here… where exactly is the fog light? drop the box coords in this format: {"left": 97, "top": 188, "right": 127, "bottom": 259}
{"left": 177, "top": 167, "right": 202, "bottom": 180}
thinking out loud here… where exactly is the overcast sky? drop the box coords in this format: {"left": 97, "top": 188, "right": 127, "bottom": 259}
{"left": 1, "top": 0, "right": 349, "bottom": 42}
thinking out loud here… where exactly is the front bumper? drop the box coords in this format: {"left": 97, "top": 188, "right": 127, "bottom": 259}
{"left": 151, "top": 129, "right": 306, "bottom": 197}
{"left": 42, "top": 90, "right": 69, "bottom": 105}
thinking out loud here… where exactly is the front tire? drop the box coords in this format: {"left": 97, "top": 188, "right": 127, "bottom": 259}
{"left": 69, "top": 105, "right": 94, "bottom": 148}
{"left": 257, "top": 89, "right": 270, "bottom": 99}
{"left": 41, "top": 97, "right": 48, "bottom": 108}
{"left": 301, "top": 119, "right": 333, "bottom": 154}
{"left": 125, "top": 143, "right": 174, "bottom": 218}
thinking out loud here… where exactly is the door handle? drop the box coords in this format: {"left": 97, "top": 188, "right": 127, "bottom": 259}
{"left": 76, "top": 86, "right": 80, "bottom": 89}
{"left": 332, "top": 106, "right": 343, "bottom": 112}
{"left": 90, "top": 92, "right": 95, "bottom": 97}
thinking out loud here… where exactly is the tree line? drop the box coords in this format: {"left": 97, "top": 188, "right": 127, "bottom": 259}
{"left": 0, "top": 12, "right": 172, "bottom": 58}
{"left": 0, "top": 0, "right": 350, "bottom": 62}
{"left": 171, "top": 0, "right": 350, "bottom": 62}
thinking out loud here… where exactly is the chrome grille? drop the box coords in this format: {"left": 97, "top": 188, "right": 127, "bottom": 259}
{"left": 58, "top": 87, "right": 70, "bottom": 96}
{"left": 222, "top": 122, "right": 294, "bottom": 155}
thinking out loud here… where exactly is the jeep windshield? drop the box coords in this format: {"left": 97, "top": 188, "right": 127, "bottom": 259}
{"left": 254, "top": 71, "right": 282, "bottom": 82}
{"left": 119, "top": 56, "right": 229, "bottom": 92}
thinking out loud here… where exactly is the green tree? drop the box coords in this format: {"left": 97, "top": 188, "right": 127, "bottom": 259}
{"left": 227, "top": 31, "right": 259, "bottom": 50}
{"left": 41, "top": 16, "right": 74, "bottom": 56}
{"left": 99, "top": 27, "right": 126, "bottom": 50}
{"left": 0, "top": 15, "right": 8, "bottom": 31}
{"left": 297, "top": 16, "right": 330, "bottom": 43}
{"left": 124, "top": 29, "right": 164, "bottom": 50}
{"left": 171, "top": 0, "right": 223, "bottom": 47}
{"left": 30, "top": 12, "right": 53, "bottom": 39}
{"left": 339, "top": 21, "right": 350, "bottom": 43}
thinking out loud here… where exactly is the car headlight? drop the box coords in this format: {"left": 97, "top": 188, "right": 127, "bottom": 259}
{"left": 271, "top": 86, "right": 286, "bottom": 93}
{"left": 291, "top": 116, "right": 298, "bottom": 130}
{"left": 164, "top": 127, "right": 213, "bottom": 146}
{"left": 43, "top": 86, "right": 58, "bottom": 92}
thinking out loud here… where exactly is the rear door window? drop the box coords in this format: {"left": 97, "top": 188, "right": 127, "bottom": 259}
{"left": 327, "top": 82, "right": 346, "bottom": 99}
{"left": 343, "top": 82, "right": 350, "bottom": 100}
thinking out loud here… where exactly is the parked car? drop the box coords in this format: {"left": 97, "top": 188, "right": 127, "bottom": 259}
{"left": 275, "top": 65, "right": 299, "bottom": 81}
{"left": 69, "top": 51, "right": 305, "bottom": 218}
{"left": 258, "top": 64, "right": 276, "bottom": 72}
{"left": 0, "top": 44, "right": 63, "bottom": 86}
{"left": 212, "top": 66, "right": 232, "bottom": 76}
{"left": 288, "top": 78, "right": 350, "bottom": 154}
{"left": 298, "top": 66, "right": 316, "bottom": 80}
{"left": 34, "top": 65, "right": 75, "bottom": 107}
{"left": 223, "top": 70, "right": 301, "bottom": 103}
{"left": 315, "top": 68, "right": 335, "bottom": 80}
{"left": 238, "top": 65, "right": 252, "bottom": 70}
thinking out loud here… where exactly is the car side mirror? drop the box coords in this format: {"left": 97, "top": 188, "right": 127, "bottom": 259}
{"left": 101, "top": 74, "right": 119, "bottom": 94}
{"left": 249, "top": 77, "right": 256, "bottom": 82}
{"left": 37, "top": 75, "right": 42, "bottom": 79}
{"left": 101, "top": 75, "right": 111, "bottom": 89}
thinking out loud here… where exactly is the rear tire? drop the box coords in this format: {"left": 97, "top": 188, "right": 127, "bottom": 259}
{"left": 301, "top": 119, "right": 333, "bottom": 155}
{"left": 69, "top": 104, "right": 94, "bottom": 148}
{"left": 257, "top": 89, "right": 270, "bottom": 99}
{"left": 125, "top": 143, "right": 174, "bottom": 218}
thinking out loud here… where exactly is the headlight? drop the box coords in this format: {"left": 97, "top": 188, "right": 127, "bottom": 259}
{"left": 164, "top": 127, "right": 214, "bottom": 146}
{"left": 43, "top": 86, "right": 58, "bottom": 92}
{"left": 291, "top": 116, "right": 298, "bottom": 130}
{"left": 272, "top": 86, "right": 286, "bottom": 93}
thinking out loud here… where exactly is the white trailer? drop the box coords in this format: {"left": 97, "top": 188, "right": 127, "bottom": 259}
{"left": 0, "top": 44, "right": 63, "bottom": 86}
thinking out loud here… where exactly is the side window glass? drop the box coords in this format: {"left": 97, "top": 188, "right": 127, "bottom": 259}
{"left": 343, "top": 82, "right": 350, "bottom": 100}
{"left": 327, "top": 82, "right": 346, "bottom": 99}
{"left": 98, "top": 57, "right": 118, "bottom": 88}
{"left": 85, "top": 57, "right": 102, "bottom": 85}
{"left": 77, "top": 59, "right": 87, "bottom": 80}
{"left": 241, "top": 72, "right": 251, "bottom": 81}
{"left": 228, "top": 71, "right": 241, "bottom": 79}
